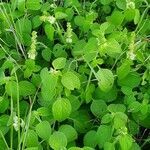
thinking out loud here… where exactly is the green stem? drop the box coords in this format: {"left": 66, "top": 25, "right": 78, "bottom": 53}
{"left": 0, "top": 130, "right": 9, "bottom": 149}
{"left": 135, "top": 5, "right": 150, "bottom": 34}
{"left": 141, "top": 138, "right": 150, "bottom": 148}
{"left": 14, "top": 71, "right": 21, "bottom": 150}
{"left": 10, "top": 95, "right": 13, "bottom": 149}
{"left": 21, "top": 85, "right": 41, "bottom": 150}
{"left": 55, "top": 22, "right": 65, "bottom": 44}
{"left": 85, "top": 70, "right": 92, "bottom": 92}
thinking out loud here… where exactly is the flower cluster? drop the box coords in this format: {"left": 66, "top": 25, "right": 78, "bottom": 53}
{"left": 40, "top": 15, "right": 56, "bottom": 24}
{"left": 28, "top": 31, "right": 37, "bottom": 60}
{"left": 127, "top": 51, "right": 136, "bottom": 60}
{"left": 66, "top": 22, "right": 73, "bottom": 44}
{"left": 13, "top": 114, "right": 25, "bottom": 131}
{"left": 127, "top": 32, "right": 136, "bottom": 60}
{"left": 126, "top": 0, "right": 135, "bottom": 9}
{"left": 49, "top": 67, "right": 59, "bottom": 75}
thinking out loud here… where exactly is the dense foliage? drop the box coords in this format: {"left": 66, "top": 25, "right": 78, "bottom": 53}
{"left": 0, "top": 0, "right": 150, "bottom": 149}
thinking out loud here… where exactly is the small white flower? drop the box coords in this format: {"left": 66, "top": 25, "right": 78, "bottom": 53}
{"left": 13, "top": 114, "right": 25, "bottom": 131}
{"left": 66, "top": 37, "right": 72, "bottom": 43}
{"left": 48, "top": 16, "right": 56, "bottom": 24}
{"left": 28, "top": 31, "right": 37, "bottom": 60}
{"left": 127, "top": 2, "right": 135, "bottom": 9}
{"left": 50, "top": 67, "right": 58, "bottom": 74}
{"left": 13, "top": 116, "right": 18, "bottom": 123}
{"left": 127, "top": 51, "right": 136, "bottom": 60}
{"left": 66, "top": 22, "right": 73, "bottom": 44}
{"left": 50, "top": 4, "right": 57, "bottom": 8}
{"left": 40, "top": 16, "right": 47, "bottom": 22}
{"left": 13, "top": 116, "right": 19, "bottom": 131}
{"left": 28, "top": 51, "right": 36, "bottom": 60}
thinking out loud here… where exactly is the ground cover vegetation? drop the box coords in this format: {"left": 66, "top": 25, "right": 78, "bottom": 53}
{"left": 0, "top": 0, "right": 150, "bottom": 149}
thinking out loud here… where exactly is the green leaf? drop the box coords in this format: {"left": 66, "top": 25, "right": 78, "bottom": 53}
{"left": 35, "top": 121, "right": 51, "bottom": 140}
{"left": 68, "top": 147, "right": 83, "bottom": 150}
{"left": 41, "top": 2, "right": 51, "bottom": 12}
{"left": 40, "top": 68, "right": 58, "bottom": 103}
{"left": 61, "top": 71, "right": 80, "bottom": 90}
{"left": 52, "top": 98, "right": 72, "bottom": 121}
{"left": 42, "top": 48, "right": 51, "bottom": 62}
{"left": 94, "top": 86, "right": 117, "bottom": 102}
{"left": 19, "top": 81, "right": 36, "bottom": 97}
{"left": 26, "top": 130, "right": 39, "bottom": 147}
{"left": 119, "top": 134, "right": 133, "bottom": 150}
{"left": 25, "top": 59, "right": 35, "bottom": 71}
{"left": 55, "top": 12, "right": 68, "bottom": 19}
{"left": 128, "top": 101, "right": 141, "bottom": 113}
{"left": 22, "top": 33, "right": 31, "bottom": 46}
{"left": 97, "top": 125, "right": 112, "bottom": 148}
{"left": 99, "top": 22, "right": 110, "bottom": 33}
{"left": 0, "top": 50, "right": 5, "bottom": 60}
{"left": 116, "top": 0, "right": 126, "bottom": 10}
{"left": 128, "top": 120, "right": 139, "bottom": 135}
{"left": 0, "top": 139, "right": 7, "bottom": 150}
{"left": 0, "top": 97, "right": 9, "bottom": 113}
{"left": 109, "top": 11, "right": 124, "bottom": 26}
{"left": 131, "top": 143, "right": 141, "bottom": 150}
{"left": 24, "top": 68, "right": 33, "bottom": 78}
{"left": 83, "top": 38, "right": 98, "bottom": 62}
{"left": 44, "top": 24, "right": 55, "bottom": 41}
{"left": 83, "top": 147, "right": 94, "bottom": 150}
{"left": 121, "top": 86, "right": 133, "bottom": 95}
{"left": 117, "top": 59, "right": 131, "bottom": 80}
{"left": 49, "top": 131, "right": 67, "bottom": 149}
{"left": 65, "top": 8, "right": 74, "bottom": 21}
{"left": 134, "top": 9, "right": 140, "bottom": 24}
{"left": 19, "top": 101, "right": 29, "bottom": 116}
{"left": 125, "top": 9, "right": 136, "bottom": 22}
{"left": 74, "top": 16, "right": 85, "bottom": 27}
{"left": 17, "top": 0, "right": 25, "bottom": 12}
{"left": 52, "top": 57, "right": 66, "bottom": 69}
{"left": 83, "top": 130, "right": 97, "bottom": 148}
{"left": 53, "top": 44, "right": 67, "bottom": 58}
{"left": 100, "top": 0, "right": 113, "bottom": 5}
{"left": 0, "top": 115, "right": 9, "bottom": 136}
{"left": 118, "top": 72, "right": 141, "bottom": 88}
{"left": 85, "top": 84, "right": 95, "bottom": 103}
{"left": 113, "top": 112, "right": 128, "bottom": 129}
{"left": 37, "top": 107, "right": 52, "bottom": 117}
{"left": 59, "top": 125, "right": 77, "bottom": 142}
{"left": 100, "top": 39, "right": 122, "bottom": 58}
{"left": 108, "top": 104, "right": 126, "bottom": 113}
{"left": 101, "top": 114, "right": 113, "bottom": 124}
{"left": 5, "top": 81, "right": 18, "bottom": 100}
{"left": 32, "top": 15, "right": 42, "bottom": 29}
{"left": 72, "top": 39, "right": 86, "bottom": 57}
{"left": 16, "top": 18, "right": 32, "bottom": 34}
{"left": 25, "top": 147, "right": 38, "bottom": 150}
{"left": 64, "top": 0, "right": 81, "bottom": 8}
{"left": 68, "top": 95, "right": 81, "bottom": 112}
{"left": 26, "top": 0, "right": 41, "bottom": 10}
{"left": 104, "top": 142, "right": 115, "bottom": 150}
{"left": 72, "top": 110, "right": 92, "bottom": 133}
{"left": 90, "top": 100, "right": 107, "bottom": 118}
{"left": 140, "top": 103, "right": 148, "bottom": 115}
{"left": 97, "top": 69, "right": 114, "bottom": 92}
{"left": 0, "top": 69, "right": 5, "bottom": 85}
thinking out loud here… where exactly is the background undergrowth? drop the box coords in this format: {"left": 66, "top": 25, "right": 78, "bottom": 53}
{"left": 0, "top": 0, "right": 150, "bottom": 150}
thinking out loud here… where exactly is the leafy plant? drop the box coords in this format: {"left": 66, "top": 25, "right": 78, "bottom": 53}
{"left": 0, "top": 0, "right": 150, "bottom": 149}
